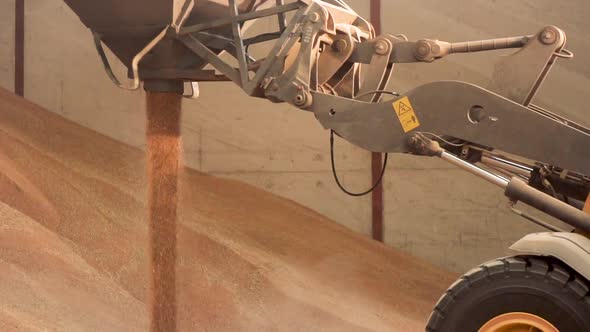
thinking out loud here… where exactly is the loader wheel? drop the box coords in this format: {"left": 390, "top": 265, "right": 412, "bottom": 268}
{"left": 426, "top": 256, "right": 590, "bottom": 332}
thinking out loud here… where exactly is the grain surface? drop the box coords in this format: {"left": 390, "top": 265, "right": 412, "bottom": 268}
{"left": 0, "top": 87, "right": 456, "bottom": 331}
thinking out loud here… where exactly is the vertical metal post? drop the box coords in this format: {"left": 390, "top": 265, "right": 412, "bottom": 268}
{"left": 146, "top": 91, "right": 182, "bottom": 332}
{"left": 370, "top": 0, "right": 384, "bottom": 242}
{"left": 14, "top": 0, "right": 25, "bottom": 96}
{"left": 370, "top": 0, "right": 382, "bottom": 37}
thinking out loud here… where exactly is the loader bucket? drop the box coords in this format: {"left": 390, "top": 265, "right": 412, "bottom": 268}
{"left": 62, "top": 0, "right": 269, "bottom": 87}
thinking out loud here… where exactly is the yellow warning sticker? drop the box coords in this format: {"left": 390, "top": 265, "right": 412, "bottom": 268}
{"left": 392, "top": 96, "right": 420, "bottom": 133}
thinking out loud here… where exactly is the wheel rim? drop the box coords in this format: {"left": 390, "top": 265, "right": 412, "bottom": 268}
{"left": 478, "top": 312, "right": 559, "bottom": 332}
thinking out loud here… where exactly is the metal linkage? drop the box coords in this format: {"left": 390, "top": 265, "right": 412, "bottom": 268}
{"left": 181, "top": 34, "right": 243, "bottom": 85}
{"left": 243, "top": 5, "right": 313, "bottom": 95}
{"left": 490, "top": 26, "right": 570, "bottom": 106}
{"left": 413, "top": 35, "right": 532, "bottom": 62}
{"left": 450, "top": 35, "right": 532, "bottom": 53}
{"left": 178, "top": 2, "right": 304, "bottom": 34}
{"left": 174, "top": 0, "right": 380, "bottom": 104}
{"left": 178, "top": 1, "right": 314, "bottom": 94}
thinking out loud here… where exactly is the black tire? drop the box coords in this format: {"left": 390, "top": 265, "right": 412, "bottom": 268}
{"left": 426, "top": 256, "right": 590, "bottom": 332}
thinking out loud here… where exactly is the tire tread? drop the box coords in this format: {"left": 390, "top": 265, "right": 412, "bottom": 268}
{"left": 425, "top": 256, "right": 590, "bottom": 331}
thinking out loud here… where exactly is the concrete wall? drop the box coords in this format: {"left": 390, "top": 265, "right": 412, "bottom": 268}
{"left": 0, "top": 0, "right": 15, "bottom": 91}
{"left": 0, "top": 0, "right": 588, "bottom": 272}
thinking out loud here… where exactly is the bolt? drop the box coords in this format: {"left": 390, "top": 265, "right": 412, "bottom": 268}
{"left": 374, "top": 39, "right": 390, "bottom": 55}
{"left": 294, "top": 93, "right": 306, "bottom": 106}
{"left": 271, "top": 82, "right": 280, "bottom": 92}
{"left": 293, "top": 90, "right": 312, "bottom": 108}
{"left": 414, "top": 40, "right": 432, "bottom": 60}
{"left": 309, "top": 12, "right": 320, "bottom": 23}
{"left": 540, "top": 27, "right": 557, "bottom": 45}
{"left": 333, "top": 39, "right": 348, "bottom": 53}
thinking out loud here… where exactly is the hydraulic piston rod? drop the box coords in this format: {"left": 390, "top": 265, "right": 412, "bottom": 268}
{"left": 441, "top": 151, "right": 510, "bottom": 188}
{"left": 406, "top": 134, "right": 590, "bottom": 232}
{"left": 437, "top": 148, "right": 590, "bottom": 233}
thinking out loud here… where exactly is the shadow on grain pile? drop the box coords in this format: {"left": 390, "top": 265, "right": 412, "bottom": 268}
{"left": 0, "top": 87, "right": 456, "bottom": 332}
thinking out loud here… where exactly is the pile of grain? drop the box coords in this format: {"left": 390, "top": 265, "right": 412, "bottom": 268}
{"left": 0, "top": 87, "right": 455, "bottom": 331}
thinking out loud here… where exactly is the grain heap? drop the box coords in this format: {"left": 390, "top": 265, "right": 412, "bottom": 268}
{"left": 0, "top": 87, "right": 455, "bottom": 331}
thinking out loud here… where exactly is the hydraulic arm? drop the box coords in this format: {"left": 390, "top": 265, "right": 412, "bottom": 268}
{"left": 63, "top": 0, "right": 590, "bottom": 231}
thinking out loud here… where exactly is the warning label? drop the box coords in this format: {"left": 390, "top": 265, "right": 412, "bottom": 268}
{"left": 392, "top": 97, "right": 420, "bottom": 133}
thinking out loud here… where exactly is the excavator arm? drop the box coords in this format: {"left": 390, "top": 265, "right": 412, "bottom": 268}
{"left": 63, "top": 0, "right": 590, "bottom": 231}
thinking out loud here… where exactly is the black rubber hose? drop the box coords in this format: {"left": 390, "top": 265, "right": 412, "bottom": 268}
{"left": 330, "top": 130, "right": 388, "bottom": 197}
